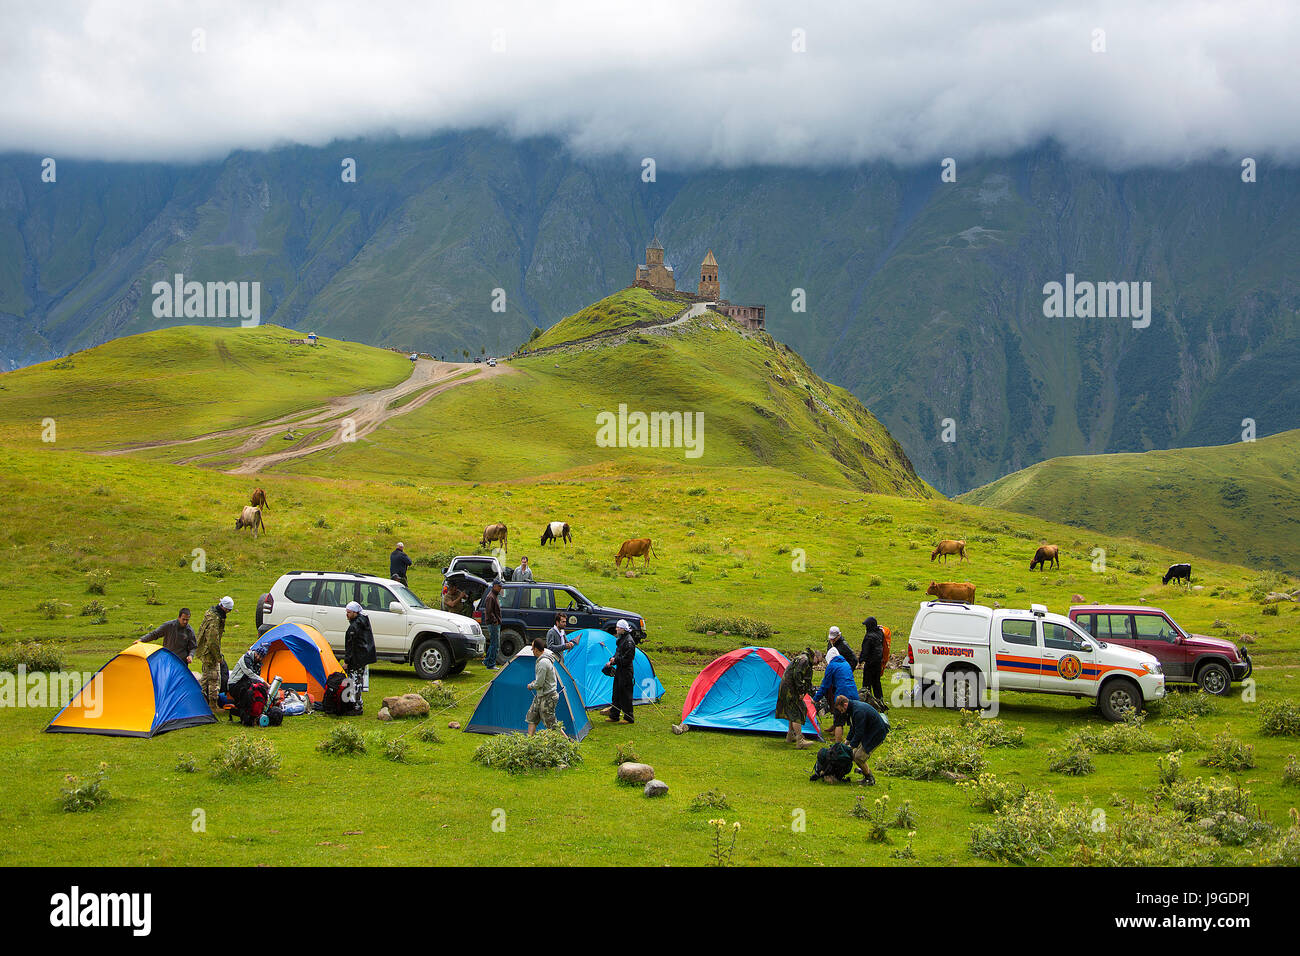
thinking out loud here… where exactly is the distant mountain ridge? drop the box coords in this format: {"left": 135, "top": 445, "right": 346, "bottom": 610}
{"left": 2, "top": 131, "right": 1297, "bottom": 494}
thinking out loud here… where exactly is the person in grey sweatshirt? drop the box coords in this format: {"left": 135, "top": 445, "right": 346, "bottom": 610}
{"left": 545, "top": 613, "right": 577, "bottom": 664}
{"left": 526, "top": 638, "right": 561, "bottom": 735}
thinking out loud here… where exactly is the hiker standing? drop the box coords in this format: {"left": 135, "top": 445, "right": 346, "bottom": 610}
{"left": 812, "top": 640, "right": 860, "bottom": 744}
{"left": 827, "top": 625, "right": 857, "bottom": 670}
{"left": 859, "top": 617, "right": 887, "bottom": 708}
{"left": 775, "top": 648, "right": 816, "bottom": 748}
{"left": 344, "top": 601, "right": 377, "bottom": 709}
{"left": 481, "top": 579, "right": 504, "bottom": 669}
{"left": 514, "top": 556, "right": 534, "bottom": 582}
{"left": 196, "top": 596, "right": 234, "bottom": 706}
{"left": 836, "top": 694, "right": 890, "bottom": 785}
{"left": 525, "top": 638, "right": 560, "bottom": 735}
{"left": 137, "top": 608, "right": 197, "bottom": 664}
{"left": 606, "top": 620, "right": 636, "bottom": 724}
{"left": 546, "top": 612, "right": 577, "bottom": 665}
{"left": 390, "top": 542, "right": 413, "bottom": 584}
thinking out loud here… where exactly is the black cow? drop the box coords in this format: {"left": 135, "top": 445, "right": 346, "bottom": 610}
{"left": 1162, "top": 563, "right": 1192, "bottom": 586}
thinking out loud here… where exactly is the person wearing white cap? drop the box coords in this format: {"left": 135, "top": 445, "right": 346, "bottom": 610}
{"left": 196, "top": 596, "right": 235, "bottom": 707}
{"left": 390, "top": 542, "right": 413, "bottom": 585}
{"left": 605, "top": 620, "right": 637, "bottom": 724}
{"left": 344, "top": 601, "right": 377, "bottom": 708}
{"left": 826, "top": 625, "right": 858, "bottom": 670}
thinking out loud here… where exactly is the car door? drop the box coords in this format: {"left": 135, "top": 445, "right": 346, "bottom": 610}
{"left": 358, "top": 580, "right": 406, "bottom": 656}
{"left": 992, "top": 617, "right": 1041, "bottom": 691}
{"left": 520, "top": 586, "right": 556, "bottom": 640}
{"left": 312, "top": 578, "right": 356, "bottom": 653}
{"left": 1132, "top": 612, "right": 1189, "bottom": 679}
{"left": 1039, "top": 621, "right": 1099, "bottom": 694}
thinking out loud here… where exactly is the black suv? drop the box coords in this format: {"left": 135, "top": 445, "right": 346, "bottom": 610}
{"left": 444, "top": 572, "right": 647, "bottom": 660}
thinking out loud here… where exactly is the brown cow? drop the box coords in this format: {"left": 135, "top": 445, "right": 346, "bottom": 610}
{"left": 235, "top": 505, "right": 265, "bottom": 538}
{"left": 615, "top": 538, "right": 655, "bottom": 568}
{"left": 931, "top": 540, "right": 967, "bottom": 563}
{"left": 926, "top": 581, "right": 975, "bottom": 603}
{"left": 481, "top": 522, "right": 508, "bottom": 553}
{"left": 1030, "top": 544, "right": 1060, "bottom": 571}
{"left": 250, "top": 487, "right": 268, "bottom": 511}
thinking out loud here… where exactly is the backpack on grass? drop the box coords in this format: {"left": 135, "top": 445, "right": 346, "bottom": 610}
{"left": 879, "top": 626, "right": 892, "bottom": 677}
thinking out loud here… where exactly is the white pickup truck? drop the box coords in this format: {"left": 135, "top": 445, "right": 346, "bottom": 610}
{"left": 903, "top": 601, "right": 1166, "bottom": 720}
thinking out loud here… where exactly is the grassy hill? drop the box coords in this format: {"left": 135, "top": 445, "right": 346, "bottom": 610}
{"left": 522, "top": 287, "right": 690, "bottom": 351}
{"left": 959, "top": 430, "right": 1300, "bottom": 573}
{"left": 0, "top": 320, "right": 1297, "bottom": 867}
{"left": 0, "top": 324, "right": 412, "bottom": 449}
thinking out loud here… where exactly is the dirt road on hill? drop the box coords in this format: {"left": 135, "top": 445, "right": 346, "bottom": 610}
{"left": 97, "top": 359, "right": 515, "bottom": 474}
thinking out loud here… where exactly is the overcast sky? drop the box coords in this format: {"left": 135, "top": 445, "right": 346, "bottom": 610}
{"left": 2, "top": 0, "right": 1296, "bottom": 168}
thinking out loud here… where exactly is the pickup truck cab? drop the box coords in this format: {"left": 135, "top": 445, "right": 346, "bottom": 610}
{"left": 260, "top": 571, "right": 485, "bottom": 680}
{"left": 443, "top": 572, "right": 647, "bottom": 660}
{"left": 1068, "top": 605, "right": 1251, "bottom": 696}
{"left": 904, "top": 601, "right": 1166, "bottom": 721}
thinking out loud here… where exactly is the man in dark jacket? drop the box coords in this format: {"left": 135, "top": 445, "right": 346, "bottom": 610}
{"left": 606, "top": 620, "right": 636, "bottom": 724}
{"left": 137, "top": 608, "right": 197, "bottom": 663}
{"left": 390, "top": 542, "right": 413, "bottom": 584}
{"left": 859, "top": 617, "right": 887, "bottom": 708}
{"left": 835, "top": 694, "right": 890, "bottom": 785}
{"left": 481, "top": 579, "right": 503, "bottom": 669}
{"left": 344, "top": 601, "right": 377, "bottom": 708}
{"left": 827, "top": 625, "right": 857, "bottom": 670}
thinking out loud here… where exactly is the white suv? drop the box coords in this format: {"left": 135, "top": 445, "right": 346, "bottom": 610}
{"left": 260, "top": 571, "right": 485, "bottom": 680}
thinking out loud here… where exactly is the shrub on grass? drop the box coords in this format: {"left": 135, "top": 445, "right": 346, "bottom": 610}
{"left": 1156, "top": 691, "right": 1219, "bottom": 719}
{"left": 902, "top": 580, "right": 920, "bottom": 592}
{"left": 969, "top": 791, "right": 1091, "bottom": 864}
{"left": 1262, "top": 604, "right": 1279, "bottom": 616}
{"left": 86, "top": 569, "right": 111, "bottom": 594}
{"left": 318, "top": 724, "right": 367, "bottom": 756}
{"left": 36, "top": 599, "right": 61, "bottom": 620}
{"left": 958, "top": 712, "right": 1025, "bottom": 748}
{"left": 1284, "top": 755, "right": 1300, "bottom": 788}
{"left": 413, "top": 681, "right": 457, "bottom": 710}
{"left": 382, "top": 737, "right": 413, "bottom": 763}
{"left": 850, "top": 795, "right": 894, "bottom": 843}
{"left": 1165, "top": 717, "right": 1206, "bottom": 752}
{"left": 211, "top": 735, "right": 280, "bottom": 779}
{"left": 1260, "top": 701, "right": 1300, "bottom": 737}
{"left": 61, "top": 763, "right": 110, "bottom": 812}
{"left": 1066, "top": 715, "right": 1164, "bottom": 754}
{"left": 1048, "top": 746, "right": 1095, "bottom": 776}
{"left": 1155, "top": 750, "right": 1184, "bottom": 788}
{"left": 416, "top": 724, "right": 443, "bottom": 744}
{"left": 80, "top": 601, "right": 107, "bottom": 624}
{"left": 874, "top": 726, "right": 986, "bottom": 781}
{"left": 1161, "top": 777, "right": 1272, "bottom": 846}
{"left": 472, "top": 730, "right": 581, "bottom": 774}
{"left": 175, "top": 753, "right": 199, "bottom": 774}
{"left": 613, "top": 741, "right": 639, "bottom": 765}
{"left": 142, "top": 580, "right": 162, "bottom": 605}
{"left": 0, "top": 641, "right": 65, "bottom": 672}
{"left": 1199, "top": 732, "right": 1256, "bottom": 771}
{"left": 868, "top": 575, "right": 882, "bottom": 587}
{"left": 1262, "top": 811, "right": 1300, "bottom": 866}
{"left": 689, "top": 789, "right": 731, "bottom": 812}
{"left": 688, "top": 614, "right": 774, "bottom": 642}
{"left": 960, "top": 773, "right": 1027, "bottom": 813}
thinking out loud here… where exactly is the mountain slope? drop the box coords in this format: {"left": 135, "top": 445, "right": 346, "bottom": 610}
{"left": 3, "top": 133, "right": 1298, "bottom": 494}
{"left": 959, "top": 429, "right": 1300, "bottom": 572}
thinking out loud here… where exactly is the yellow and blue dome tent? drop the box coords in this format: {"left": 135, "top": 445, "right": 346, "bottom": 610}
{"left": 46, "top": 642, "right": 216, "bottom": 738}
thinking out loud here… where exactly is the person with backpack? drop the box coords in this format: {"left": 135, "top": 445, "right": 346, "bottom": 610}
{"left": 525, "top": 638, "right": 560, "bottom": 735}
{"left": 344, "top": 601, "right": 377, "bottom": 710}
{"left": 835, "top": 694, "right": 890, "bottom": 785}
{"left": 196, "top": 596, "right": 234, "bottom": 708}
{"left": 775, "top": 648, "right": 817, "bottom": 749}
{"left": 227, "top": 644, "right": 269, "bottom": 724}
{"left": 859, "top": 616, "right": 888, "bottom": 710}
{"left": 812, "top": 641, "right": 860, "bottom": 743}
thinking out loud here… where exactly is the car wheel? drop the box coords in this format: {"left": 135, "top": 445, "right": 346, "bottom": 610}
{"left": 499, "top": 629, "right": 526, "bottom": 660}
{"left": 942, "top": 666, "right": 982, "bottom": 710}
{"left": 413, "top": 638, "right": 452, "bottom": 680}
{"left": 1196, "top": 661, "right": 1231, "bottom": 696}
{"left": 1099, "top": 678, "right": 1142, "bottom": 722}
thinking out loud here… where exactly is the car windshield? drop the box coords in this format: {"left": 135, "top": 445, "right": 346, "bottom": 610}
{"left": 563, "top": 588, "right": 590, "bottom": 609}
{"left": 390, "top": 583, "right": 427, "bottom": 609}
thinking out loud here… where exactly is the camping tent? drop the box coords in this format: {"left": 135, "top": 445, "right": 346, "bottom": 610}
{"left": 562, "top": 628, "right": 664, "bottom": 709}
{"left": 252, "top": 622, "right": 345, "bottom": 699}
{"left": 680, "top": 646, "right": 821, "bottom": 737}
{"left": 46, "top": 642, "right": 216, "bottom": 738}
{"left": 465, "top": 648, "right": 592, "bottom": 740}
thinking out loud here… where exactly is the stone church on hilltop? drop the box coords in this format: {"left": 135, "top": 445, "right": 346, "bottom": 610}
{"left": 632, "top": 238, "right": 764, "bottom": 331}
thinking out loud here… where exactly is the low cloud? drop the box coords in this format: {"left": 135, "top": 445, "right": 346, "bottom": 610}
{"left": 1, "top": 0, "right": 1297, "bottom": 168}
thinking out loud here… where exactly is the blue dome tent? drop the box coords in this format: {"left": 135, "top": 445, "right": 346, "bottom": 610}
{"left": 561, "top": 628, "right": 664, "bottom": 709}
{"left": 465, "top": 649, "right": 592, "bottom": 740}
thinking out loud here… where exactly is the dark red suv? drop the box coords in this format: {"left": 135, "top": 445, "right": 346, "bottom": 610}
{"left": 1068, "top": 605, "right": 1251, "bottom": 695}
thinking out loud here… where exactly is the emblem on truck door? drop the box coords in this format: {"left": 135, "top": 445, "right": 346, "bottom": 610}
{"left": 1057, "top": 654, "right": 1082, "bottom": 680}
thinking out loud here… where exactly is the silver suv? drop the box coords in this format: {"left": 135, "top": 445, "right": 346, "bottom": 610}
{"left": 260, "top": 571, "right": 485, "bottom": 679}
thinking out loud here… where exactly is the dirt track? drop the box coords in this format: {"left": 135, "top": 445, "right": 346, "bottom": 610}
{"left": 98, "top": 359, "right": 514, "bottom": 475}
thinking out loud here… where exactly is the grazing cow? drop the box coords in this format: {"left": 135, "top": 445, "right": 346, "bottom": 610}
{"left": 931, "top": 539, "right": 968, "bottom": 563}
{"left": 1030, "top": 544, "right": 1060, "bottom": 571}
{"left": 235, "top": 505, "right": 265, "bottom": 538}
{"left": 926, "top": 581, "right": 976, "bottom": 603}
{"left": 615, "top": 538, "right": 655, "bottom": 569}
{"left": 250, "top": 487, "right": 268, "bottom": 511}
{"left": 540, "top": 521, "right": 572, "bottom": 546}
{"left": 1162, "top": 563, "right": 1192, "bottom": 587}
{"left": 481, "top": 522, "right": 508, "bottom": 553}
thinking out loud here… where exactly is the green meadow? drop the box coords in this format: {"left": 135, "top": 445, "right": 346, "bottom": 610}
{"left": 1, "top": 310, "right": 1298, "bottom": 866}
